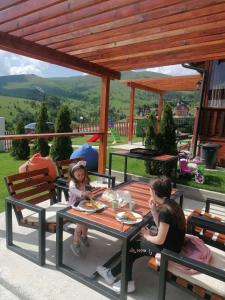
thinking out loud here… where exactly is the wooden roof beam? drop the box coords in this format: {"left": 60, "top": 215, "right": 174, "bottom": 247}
{"left": 63, "top": 3, "right": 225, "bottom": 55}
{"left": 70, "top": 13, "right": 225, "bottom": 57}
{"left": 0, "top": 0, "right": 106, "bottom": 33}
{"left": 126, "top": 82, "right": 162, "bottom": 94}
{"left": 52, "top": 0, "right": 225, "bottom": 52}
{"left": 103, "top": 39, "right": 225, "bottom": 70}
{"left": 0, "top": 31, "right": 120, "bottom": 79}
{"left": 84, "top": 26, "right": 225, "bottom": 63}
{"left": 19, "top": 0, "right": 182, "bottom": 42}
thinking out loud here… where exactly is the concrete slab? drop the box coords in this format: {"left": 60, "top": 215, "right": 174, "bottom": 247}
{"left": 1, "top": 194, "right": 224, "bottom": 300}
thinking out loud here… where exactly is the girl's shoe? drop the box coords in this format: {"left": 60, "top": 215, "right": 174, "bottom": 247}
{"left": 80, "top": 236, "right": 90, "bottom": 247}
{"left": 70, "top": 243, "right": 81, "bottom": 256}
{"left": 112, "top": 280, "right": 135, "bottom": 293}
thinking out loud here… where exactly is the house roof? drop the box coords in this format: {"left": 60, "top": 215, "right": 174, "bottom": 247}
{"left": 0, "top": 1, "right": 225, "bottom": 79}
{"left": 121, "top": 75, "right": 202, "bottom": 93}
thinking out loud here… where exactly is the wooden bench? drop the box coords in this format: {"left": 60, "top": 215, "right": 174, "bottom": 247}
{"left": 5, "top": 168, "right": 67, "bottom": 266}
{"left": 148, "top": 198, "right": 225, "bottom": 299}
{"left": 55, "top": 158, "right": 116, "bottom": 201}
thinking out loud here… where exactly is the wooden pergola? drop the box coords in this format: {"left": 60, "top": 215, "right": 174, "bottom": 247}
{"left": 1, "top": 0, "right": 225, "bottom": 172}
{"left": 122, "top": 75, "right": 202, "bottom": 143}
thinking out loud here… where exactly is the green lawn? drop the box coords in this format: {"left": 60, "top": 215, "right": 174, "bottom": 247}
{"left": 71, "top": 134, "right": 141, "bottom": 146}
{"left": 0, "top": 153, "right": 26, "bottom": 212}
{"left": 1, "top": 144, "right": 225, "bottom": 213}
{"left": 177, "top": 170, "right": 225, "bottom": 194}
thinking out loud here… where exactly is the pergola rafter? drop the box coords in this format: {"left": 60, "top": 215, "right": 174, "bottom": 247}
{"left": 122, "top": 75, "right": 202, "bottom": 142}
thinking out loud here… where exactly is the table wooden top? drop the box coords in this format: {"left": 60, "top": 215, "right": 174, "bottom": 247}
{"left": 67, "top": 181, "right": 151, "bottom": 233}
{"left": 110, "top": 151, "right": 177, "bottom": 161}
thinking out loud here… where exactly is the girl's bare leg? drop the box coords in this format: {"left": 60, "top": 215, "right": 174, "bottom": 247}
{"left": 81, "top": 225, "right": 88, "bottom": 237}
{"left": 74, "top": 224, "right": 82, "bottom": 244}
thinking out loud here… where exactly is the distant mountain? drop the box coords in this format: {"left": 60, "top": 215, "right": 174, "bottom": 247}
{"left": 0, "top": 71, "right": 198, "bottom": 130}
{"left": 0, "top": 71, "right": 166, "bottom": 101}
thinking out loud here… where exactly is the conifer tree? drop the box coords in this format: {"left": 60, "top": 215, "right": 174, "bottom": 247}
{"left": 144, "top": 113, "right": 162, "bottom": 175}
{"left": 144, "top": 113, "right": 158, "bottom": 150}
{"left": 11, "top": 120, "right": 30, "bottom": 160}
{"left": 159, "top": 102, "right": 177, "bottom": 177}
{"left": 160, "top": 102, "right": 177, "bottom": 155}
{"left": 50, "top": 105, "right": 73, "bottom": 161}
{"left": 32, "top": 102, "right": 50, "bottom": 156}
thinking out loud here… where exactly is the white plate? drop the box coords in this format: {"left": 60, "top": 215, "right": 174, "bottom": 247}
{"left": 76, "top": 200, "right": 106, "bottom": 212}
{"left": 116, "top": 211, "right": 143, "bottom": 224}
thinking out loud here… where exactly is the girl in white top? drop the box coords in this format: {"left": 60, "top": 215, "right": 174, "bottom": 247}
{"left": 68, "top": 160, "right": 91, "bottom": 256}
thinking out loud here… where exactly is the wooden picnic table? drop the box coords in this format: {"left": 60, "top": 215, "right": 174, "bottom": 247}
{"left": 56, "top": 181, "right": 152, "bottom": 300}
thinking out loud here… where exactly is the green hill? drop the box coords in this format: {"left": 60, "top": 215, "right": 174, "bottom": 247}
{"left": 0, "top": 71, "right": 198, "bottom": 130}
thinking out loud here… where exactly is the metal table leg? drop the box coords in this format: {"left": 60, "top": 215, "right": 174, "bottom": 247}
{"left": 124, "top": 156, "right": 128, "bottom": 182}
{"left": 120, "top": 238, "right": 128, "bottom": 300}
{"left": 109, "top": 153, "right": 112, "bottom": 176}
{"left": 56, "top": 213, "right": 64, "bottom": 268}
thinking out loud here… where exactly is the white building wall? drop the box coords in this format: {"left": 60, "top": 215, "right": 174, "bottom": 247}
{"left": 0, "top": 117, "right": 5, "bottom": 152}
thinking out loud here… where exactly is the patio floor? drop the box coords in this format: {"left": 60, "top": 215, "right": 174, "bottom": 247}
{"left": 0, "top": 192, "right": 224, "bottom": 300}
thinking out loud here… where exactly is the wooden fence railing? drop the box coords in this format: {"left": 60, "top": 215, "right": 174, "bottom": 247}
{"left": 75, "top": 121, "right": 136, "bottom": 136}
{"left": 3, "top": 121, "right": 137, "bottom": 152}
{"left": 4, "top": 131, "right": 14, "bottom": 151}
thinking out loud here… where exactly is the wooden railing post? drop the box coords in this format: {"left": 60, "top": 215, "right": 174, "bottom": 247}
{"left": 128, "top": 86, "right": 135, "bottom": 143}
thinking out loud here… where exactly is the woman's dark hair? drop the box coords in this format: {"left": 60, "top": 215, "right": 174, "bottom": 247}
{"left": 68, "top": 163, "right": 90, "bottom": 187}
{"left": 150, "top": 176, "right": 186, "bottom": 231}
{"left": 149, "top": 176, "right": 172, "bottom": 199}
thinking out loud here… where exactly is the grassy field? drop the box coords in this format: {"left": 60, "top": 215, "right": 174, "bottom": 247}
{"left": 1, "top": 141, "right": 225, "bottom": 212}
{"left": 0, "top": 153, "right": 26, "bottom": 212}
{"left": 71, "top": 134, "right": 142, "bottom": 146}
{"left": 0, "top": 95, "right": 37, "bottom": 123}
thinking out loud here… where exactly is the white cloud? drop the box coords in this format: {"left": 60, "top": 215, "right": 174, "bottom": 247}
{"left": 0, "top": 50, "right": 47, "bottom": 76}
{"left": 145, "top": 64, "right": 198, "bottom": 76}
{"left": 0, "top": 50, "right": 88, "bottom": 77}
{"left": 9, "top": 64, "right": 43, "bottom": 76}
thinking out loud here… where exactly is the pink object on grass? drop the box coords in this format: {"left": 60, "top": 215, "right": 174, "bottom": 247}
{"left": 179, "top": 158, "right": 193, "bottom": 174}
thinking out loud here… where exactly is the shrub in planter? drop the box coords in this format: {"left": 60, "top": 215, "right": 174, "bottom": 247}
{"left": 145, "top": 103, "right": 177, "bottom": 177}
{"left": 159, "top": 102, "right": 177, "bottom": 177}
{"left": 144, "top": 113, "right": 162, "bottom": 175}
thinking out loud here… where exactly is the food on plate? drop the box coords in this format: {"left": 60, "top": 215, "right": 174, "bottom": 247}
{"left": 122, "top": 211, "right": 138, "bottom": 222}
{"left": 82, "top": 200, "right": 100, "bottom": 209}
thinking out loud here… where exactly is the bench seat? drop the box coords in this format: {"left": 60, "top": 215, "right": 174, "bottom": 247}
{"left": 21, "top": 202, "right": 68, "bottom": 232}
{"left": 148, "top": 244, "right": 225, "bottom": 299}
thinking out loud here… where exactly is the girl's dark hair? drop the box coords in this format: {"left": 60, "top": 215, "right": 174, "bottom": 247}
{"left": 149, "top": 176, "right": 172, "bottom": 199}
{"left": 68, "top": 163, "right": 90, "bottom": 187}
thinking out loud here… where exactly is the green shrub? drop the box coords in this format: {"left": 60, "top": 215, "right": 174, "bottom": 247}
{"left": 32, "top": 103, "right": 50, "bottom": 156}
{"left": 144, "top": 113, "right": 162, "bottom": 175}
{"left": 11, "top": 120, "right": 30, "bottom": 160}
{"left": 145, "top": 103, "right": 177, "bottom": 177}
{"left": 50, "top": 105, "right": 73, "bottom": 161}
{"left": 160, "top": 102, "right": 177, "bottom": 155}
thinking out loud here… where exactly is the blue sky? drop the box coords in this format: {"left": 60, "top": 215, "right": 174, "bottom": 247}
{"left": 0, "top": 50, "right": 197, "bottom": 78}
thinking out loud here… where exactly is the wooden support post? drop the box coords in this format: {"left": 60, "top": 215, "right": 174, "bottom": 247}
{"left": 128, "top": 86, "right": 135, "bottom": 143}
{"left": 98, "top": 76, "right": 110, "bottom": 174}
{"left": 157, "top": 93, "right": 164, "bottom": 132}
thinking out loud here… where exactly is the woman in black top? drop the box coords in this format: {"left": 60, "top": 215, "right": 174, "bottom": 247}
{"left": 96, "top": 176, "right": 186, "bottom": 293}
